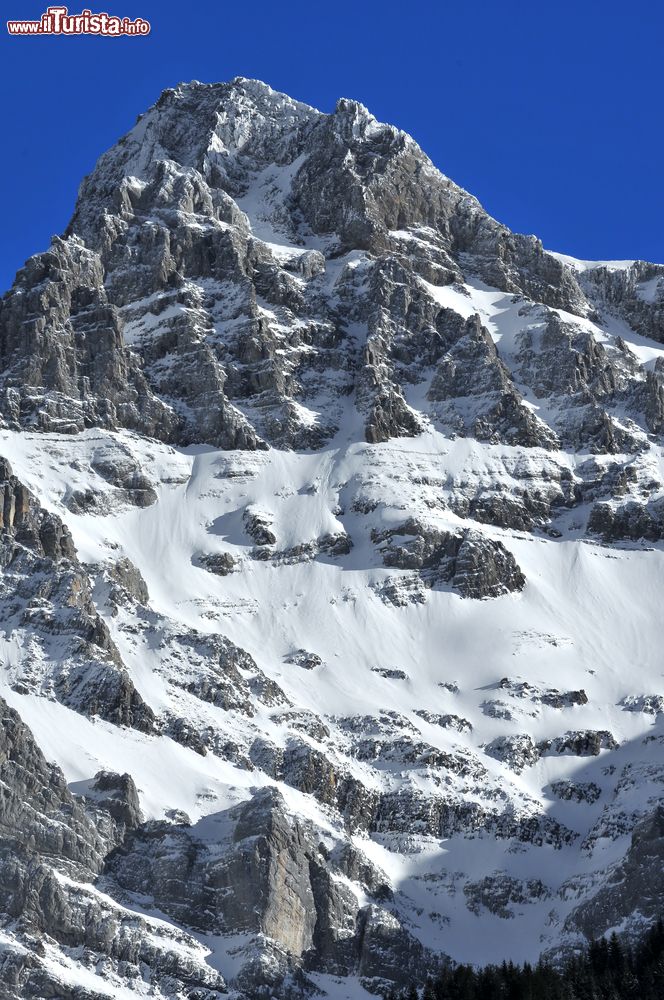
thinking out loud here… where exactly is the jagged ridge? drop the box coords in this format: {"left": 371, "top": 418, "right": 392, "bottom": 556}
{"left": 1, "top": 78, "right": 664, "bottom": 999}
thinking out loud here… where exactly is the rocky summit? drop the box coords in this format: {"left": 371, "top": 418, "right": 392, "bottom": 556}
{"left": 1, "top": 77, "right": 664, "bottom": 999}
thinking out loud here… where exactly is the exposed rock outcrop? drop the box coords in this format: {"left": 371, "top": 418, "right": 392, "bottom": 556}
{"left": 1, "top": 76, "right": 664, "bottom": 996}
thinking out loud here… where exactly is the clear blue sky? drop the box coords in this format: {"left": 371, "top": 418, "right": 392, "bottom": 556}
{"left": 1, "top": 0, "right": 663, "bottom": 292}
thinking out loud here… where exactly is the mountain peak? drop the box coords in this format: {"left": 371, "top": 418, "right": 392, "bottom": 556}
{"left": 2, "top": 79, "right": 664, "bottom": 1000}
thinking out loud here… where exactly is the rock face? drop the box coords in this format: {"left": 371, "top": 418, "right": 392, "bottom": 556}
{"left": 0, "top": 458, "right": 155, "bottom": 731}
{"left": 374, "top": 518, "right": 525, "bottom": 598}
{"left": 565, "top": 807, "right": 664, "bottom": 941}
{"left": 0, "top": 696, "right": 227, "bottom": 999}
{"left": 1, "top": 77, "right": 664, "bottom": 997}
{"left": 0, "top": 76, "right": 657, "bottom": 465}
{"left": 105, "top": 787, "right": 432, "bottom": 992}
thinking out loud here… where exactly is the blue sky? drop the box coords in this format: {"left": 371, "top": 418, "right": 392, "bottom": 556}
{"left": 1, "top": 0, "right": 663, "bottom": 292}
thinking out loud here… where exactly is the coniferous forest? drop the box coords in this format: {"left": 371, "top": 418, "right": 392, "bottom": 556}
{"left": 392, "top": 920, "right": 664, "bottom": 1000}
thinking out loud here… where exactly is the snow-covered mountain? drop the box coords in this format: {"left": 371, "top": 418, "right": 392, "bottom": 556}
{"left": 1, "top": 77, "right": 664, "bottom": 999}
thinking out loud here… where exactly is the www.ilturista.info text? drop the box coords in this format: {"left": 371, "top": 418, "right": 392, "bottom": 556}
{"left": 7, "top": 6, "right": 150, "bottom": 35}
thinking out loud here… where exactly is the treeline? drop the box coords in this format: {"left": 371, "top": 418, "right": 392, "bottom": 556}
{"left": 391, "top": 919, "right": 664, "bottom": 1000}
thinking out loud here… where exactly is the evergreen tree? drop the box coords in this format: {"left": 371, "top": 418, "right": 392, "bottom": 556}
{"left": 418, "top": 918, "right": 664, "bottom": 1000}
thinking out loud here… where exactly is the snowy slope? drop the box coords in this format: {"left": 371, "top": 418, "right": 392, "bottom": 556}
{"left": 1, "top": 78, "right": 664, "bottom": 999}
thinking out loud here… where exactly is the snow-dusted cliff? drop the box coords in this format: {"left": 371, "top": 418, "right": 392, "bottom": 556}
{"left": 1, "top": 78, "right": 664, "bottom": 1000}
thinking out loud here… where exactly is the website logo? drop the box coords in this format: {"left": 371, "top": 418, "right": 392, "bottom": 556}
{"left": 7, "top": 6, "right": 151, "bottom": 36}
